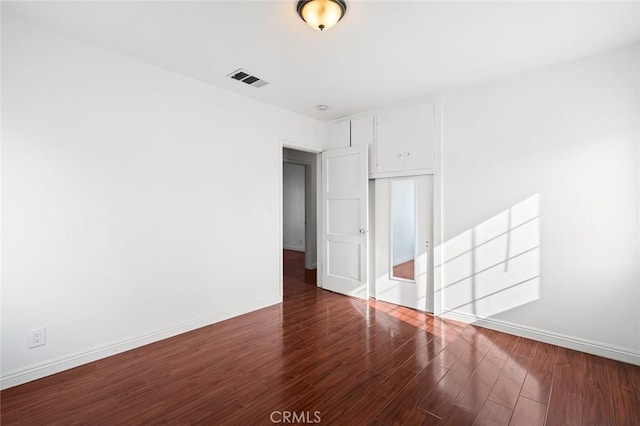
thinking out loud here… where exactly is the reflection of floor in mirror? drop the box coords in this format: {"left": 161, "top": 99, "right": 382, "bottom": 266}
{"left": 393, "top": 259, "right": 414, "bottom": 280}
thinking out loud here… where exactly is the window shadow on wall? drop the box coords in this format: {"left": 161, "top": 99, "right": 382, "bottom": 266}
{"left": 436, "top": 194, "right": 540, "bottom": 318}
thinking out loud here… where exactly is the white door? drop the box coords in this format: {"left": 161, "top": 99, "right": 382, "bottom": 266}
{"left": 321, "top": 145, "right": 369, "bottom": 299}
{"left": 375, "top": 175, "right": 433, "bottom": 311}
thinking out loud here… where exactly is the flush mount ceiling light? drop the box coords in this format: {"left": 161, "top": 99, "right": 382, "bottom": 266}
{"left": 296, "top": 0, "right": 347, "bottom": 32}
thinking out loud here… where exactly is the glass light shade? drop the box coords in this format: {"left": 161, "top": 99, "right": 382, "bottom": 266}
{"left": 298, "top": 0, "right": 346, "bottom": 31}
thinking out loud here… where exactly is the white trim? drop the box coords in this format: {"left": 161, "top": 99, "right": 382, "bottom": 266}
{"left": 315, "top": 152, "right": 323, "bottom": 288}
{"left": 281, "top": 140, "right": 322, "bottom": 154}
{"left": 283, "top": 245, "right": 305, "bottom": 252}
{"left": 0, "top": 296, "right": 281, "bottom": 390}
{"left": 283, "top": 158, "right": 312, "bottom": 167}
{"left": 370, "top": 168, "right": 437, "bottom": 180}
{"left": 441, "top": 310, "right": 640, "bottom": 366}
{"left": 278, "top": 142, "right": 284, "bottom": 303}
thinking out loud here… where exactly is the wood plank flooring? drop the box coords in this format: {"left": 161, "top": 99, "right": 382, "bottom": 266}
{"left": 1, "top": 250, "right": 639, "bottom": 425}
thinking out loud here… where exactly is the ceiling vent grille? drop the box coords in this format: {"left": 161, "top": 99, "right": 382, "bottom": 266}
{"left": 227, "top": 68, "right": 269, "bottom": 88}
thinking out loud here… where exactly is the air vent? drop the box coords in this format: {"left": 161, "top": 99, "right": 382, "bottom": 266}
{"left": 227, "top": 68, "right": 269, "bottom": 88}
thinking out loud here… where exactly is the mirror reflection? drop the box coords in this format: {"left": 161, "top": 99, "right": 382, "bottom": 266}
{"left": 391, "top": 179, "right": 415, "bottom": 281}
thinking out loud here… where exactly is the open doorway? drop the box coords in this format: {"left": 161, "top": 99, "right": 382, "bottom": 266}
{"left": 282, "top": 148, "right": 319, "bottom": 294}
{"left": 283, "top": 162, "right": 306, "bottom": 253}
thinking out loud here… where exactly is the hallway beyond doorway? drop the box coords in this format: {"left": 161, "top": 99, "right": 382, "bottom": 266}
{"left": 283, "top": 249, "right": 316, "bottom": 291}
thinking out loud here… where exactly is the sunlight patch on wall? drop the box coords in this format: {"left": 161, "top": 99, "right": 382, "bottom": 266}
{"left": 436, "top": 195, "right": 540, "bottom": 318}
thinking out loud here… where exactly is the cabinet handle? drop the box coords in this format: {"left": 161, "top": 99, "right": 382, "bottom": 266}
{"left": 404, "top": 152, "right": 411, "bottom": 157}
{"left": 395, "top": 153, "right": 402, "bottom": 158}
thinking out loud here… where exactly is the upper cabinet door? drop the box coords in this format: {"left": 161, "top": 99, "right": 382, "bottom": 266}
{"left": 401, "top": 102, "right": 436, "bottom": 171}
{"left": 350, "top": 115, "right": 375, "bottom": 172}
{"left": 376, "top": 102, "right": 436, "bottom": 174}
{"left": 329, "top": 120, "right": 350, "bottom": 150}
{"left": 376, "top": 108, "right": 407, "bottom": 173}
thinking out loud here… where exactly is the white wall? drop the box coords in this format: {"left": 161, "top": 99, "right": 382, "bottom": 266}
{"left": 0, "top": 17, "right": 323, "bottom": 387}
{"left": 438, "top": 44, "right": 640, "bottom": 362}
{"left": 282, "top": 163, "right": 305, "bottom": 252}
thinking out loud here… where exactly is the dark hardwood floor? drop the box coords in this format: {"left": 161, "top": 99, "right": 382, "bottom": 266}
{"left": 2, "top": 250, "right": 639, "bottom": 425}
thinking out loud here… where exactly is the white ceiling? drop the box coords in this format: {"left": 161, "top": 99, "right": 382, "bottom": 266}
{"left": 3, "top": 1, "right": 640, "bottom": 121}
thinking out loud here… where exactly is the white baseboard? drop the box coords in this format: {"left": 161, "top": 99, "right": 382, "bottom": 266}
{"left": 0, "top": 295, "right": 282, "bottom": 390}
{"left": 441, "top": 310, "right": 640, "bottom": 366}
{"left": 283, "top": 245, "right": 305, "bottom": 252}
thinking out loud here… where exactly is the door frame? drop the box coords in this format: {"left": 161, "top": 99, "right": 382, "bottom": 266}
{"left": 282, "top": 160, "right": 312, "bottom": 266}
{"left": 280, "top": 142, "right": 323, "bottom": 301}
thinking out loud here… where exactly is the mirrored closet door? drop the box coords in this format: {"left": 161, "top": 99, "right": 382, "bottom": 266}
{"left": 374, "top": 175, "right": 433, "bottom": 311}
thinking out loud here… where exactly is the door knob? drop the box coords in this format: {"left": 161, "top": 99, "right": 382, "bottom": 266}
{"left": 359, "top": 229, "right": 366, "bottom": 234}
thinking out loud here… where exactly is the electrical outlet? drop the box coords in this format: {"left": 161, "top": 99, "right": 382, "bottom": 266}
{"left": 29, "top": 327, "right": 46, "bottom": 348}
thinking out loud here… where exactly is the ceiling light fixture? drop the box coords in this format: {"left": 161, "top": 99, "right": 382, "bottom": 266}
{"left": 296, "top": 0, "right": 347, "bottom": 32}
{"left": 316, "top": 104, "right": 329, "bottom": 111}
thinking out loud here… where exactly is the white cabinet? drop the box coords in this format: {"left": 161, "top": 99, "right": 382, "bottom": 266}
{"left": 375, "top": 102, "right": 435, "bottom": 174}
{"left": 328, "top": 102, "right": 436, "bottom": 177}
{"left": 350, "top": 115, "right": 375, "bottom": 173}
{"left": 329, "top": 120, "right": 350, "bottom": 150}
{"left": 328, "top": 115, "right": 375, "bottom": 172}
